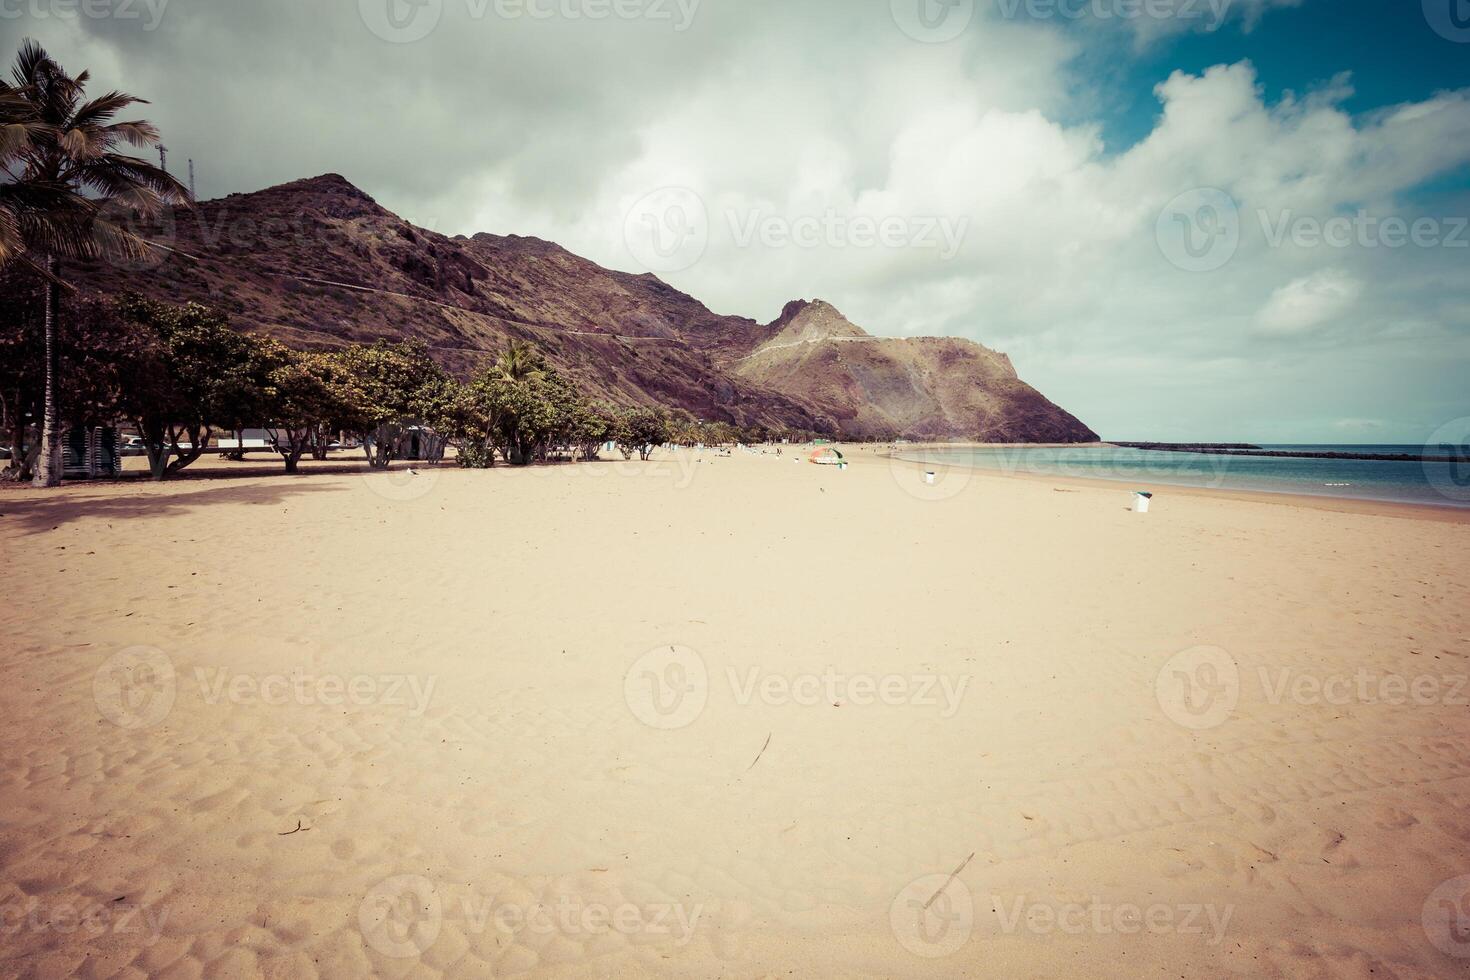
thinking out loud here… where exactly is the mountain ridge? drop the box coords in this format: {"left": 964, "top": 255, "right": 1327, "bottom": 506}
{"left": 74, "top": 173, "right": 1097, "bottom": 442}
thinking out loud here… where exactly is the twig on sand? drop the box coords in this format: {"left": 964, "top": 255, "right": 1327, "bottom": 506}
{"left": 923, "top": 852, "right": 975, "bottom": 910}
{"left": 746, "top": 733, "right": 772, "bottom": 772}
{"left": 278, "top": 819, "right": 307, "bottom": 836}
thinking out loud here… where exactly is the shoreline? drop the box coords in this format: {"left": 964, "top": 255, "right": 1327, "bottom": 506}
{"left": 1111, "top": 442, "right": 1470, "bottom": 463}
{"left": 870, "top": 443, "right": 1470, "bottom": 523}
{"left": 8, "top": 442, "right": 1470, "bottom": 523}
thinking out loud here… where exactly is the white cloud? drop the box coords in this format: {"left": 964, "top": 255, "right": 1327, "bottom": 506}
{"left": 1256, "top": 269, "right": 1363, "bottom": 334}
{"left": 1083, "top": 0, "right": 1306, "bottom": 47}
{"left": 1333, "top": 418, "right": 1384, "bottom": 432}
{"left": 9, "top": 0, "right": 1468, "bottom": 442}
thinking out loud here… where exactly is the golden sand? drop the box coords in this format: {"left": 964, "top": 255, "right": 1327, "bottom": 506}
{"left": 1, "top": 447, "right": 1467, "bottom": 977}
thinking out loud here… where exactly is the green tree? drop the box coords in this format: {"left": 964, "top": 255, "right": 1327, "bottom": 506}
{"left": 433, "top": 375, "right": 502, "bottom": 469}
{"left": 494, "top": 373, "right": 558, "bottom": 465}
{"left": 257, "top": 343, "right": 347, "bottom": 474}
{"left": 568, "top": 401, "right": 616, "bottom": 461}
{"left": 495, "top": 339, "right": 544, "bottom": 384}
{"left": 1, "top": 41, "right": 188, "bottom": 487}
{"left": 337, "top": 339, "right": 611, "bottom": 470}
{"left": 619, "top": 407, "right": 670, "bottom": 461}
{"left": 0, "top": 271, "right": 140, "bottom": 480}
{"left": 704, "top": 420, "right": 737, "bottom": 447}
{"left": 485, "top": 343, "right": 554, "bottom": 466}
{"left": 113, "top": 297, "right": 264, "bottom": 480}
{"left": 447, "top": 342, "right": 609, "bottom": 467}
{"left": 666, "top": 411, "right": 699, "bottom": 448}
{"left": 329, "top": 340, "right": 446, "bottom": 468}
{"left": 0, "top": 83, "right": 69, "bottom": 271}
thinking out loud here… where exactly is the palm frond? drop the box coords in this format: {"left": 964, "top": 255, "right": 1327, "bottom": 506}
{"left": 1, "top": 40, "right": 191, "bottom": 272}
{"left": 12, "top": 208, "right": 103, "bottom": 260}
{"left": 71, "top": 90, "right": 146, "bottom": 129}
{"left": 85, "top": 215, "right": 160, "bottom": 261}
{"left": 0, "top": 121, "right": 40, "bottom": 159}
{"left": 73, "top": 153, "right": 190, "bottom": 204}
{"left": 10, "top": 39, "right": 50, "bottom": 90}
{"left": 0, "top": 202, "right": 20, "bottom": 265}
{"left": 103, "top": 119, "right": 160, "bottom": 148}
{"left": 59, "top": 126, "right": 102, "bottom": 160}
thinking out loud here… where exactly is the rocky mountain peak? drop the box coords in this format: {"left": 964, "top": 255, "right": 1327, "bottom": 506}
{"left": 765, "top": 298, "right": 870, "bottom": 346}
{"left": 217, "top": 173, "right": 387, "bottom": 222}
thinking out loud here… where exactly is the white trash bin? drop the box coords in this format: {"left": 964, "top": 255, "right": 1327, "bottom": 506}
{"left": 924, "top": 471, "right": 937, "bottom": 485}
{"left": 1133, "top": 491, "right": 1153, "bottom": 514}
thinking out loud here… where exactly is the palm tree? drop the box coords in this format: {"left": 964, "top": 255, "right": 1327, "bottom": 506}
{"left": 495, "top": 339, "right": 545, "bottom": 384}
{"left": 1, "top": 40, "right": 188, "bottom": 487}
{"left": 0, "top": 81, "right": 77, "bottom": 272}
{"left": 0, "top": 87, "right": 37, "bottom": 264}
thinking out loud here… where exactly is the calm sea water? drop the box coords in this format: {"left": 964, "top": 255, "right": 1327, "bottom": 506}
{"left": 896, "top": 445, "right": 1470, "bottom": 509}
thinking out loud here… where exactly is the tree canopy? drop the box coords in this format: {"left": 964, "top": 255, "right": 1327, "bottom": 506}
{"left": 0, "top": 283, "right": 788, "bottom": 480}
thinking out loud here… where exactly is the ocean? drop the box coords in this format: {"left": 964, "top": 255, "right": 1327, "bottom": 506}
{"left": 894, "top": 445, "right": 1470, "bottom": 509}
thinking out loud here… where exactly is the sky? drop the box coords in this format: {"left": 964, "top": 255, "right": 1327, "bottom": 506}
{"left": 2, "top": 0, "right": 1468, "bottom": 443}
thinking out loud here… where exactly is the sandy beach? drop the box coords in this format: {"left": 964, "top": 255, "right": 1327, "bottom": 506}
{"left": 2, "top": 448, "right": 1468, "bottom": 978}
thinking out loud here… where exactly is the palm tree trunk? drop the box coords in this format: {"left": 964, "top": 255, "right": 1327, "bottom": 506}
{"left": 32, "top": 254, "right": 62, "bottom": 488}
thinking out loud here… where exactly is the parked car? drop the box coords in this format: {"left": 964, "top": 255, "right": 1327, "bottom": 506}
{"left": 118, "top": 437, "right": 149, "bottom": 457}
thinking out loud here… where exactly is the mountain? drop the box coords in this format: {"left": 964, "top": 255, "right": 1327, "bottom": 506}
{"left": 733, "top": 300, "right": 1095, "bottom": 442}
{"left": 74, "top": 174, "right": 1096, "bottom": 442}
